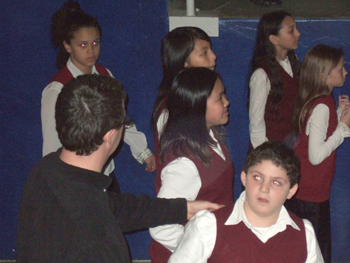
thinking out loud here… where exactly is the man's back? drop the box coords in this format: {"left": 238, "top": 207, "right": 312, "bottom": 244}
{"left": 17, "top": 151, "right": 130, "bottom": 262}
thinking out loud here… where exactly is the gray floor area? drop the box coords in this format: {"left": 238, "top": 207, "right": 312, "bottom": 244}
{"left": 169, "top": 0, "right": 350, "bottom": 18}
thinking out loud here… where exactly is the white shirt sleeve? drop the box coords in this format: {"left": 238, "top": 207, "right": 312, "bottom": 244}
{"left": 304, "top": 219, "right": 325, "bottom": 263}
{"left": 41, "top": 81, "right": 63, "bottom": 156}
{"left": 307, "top": 104, "right": 350, "bottom": 165}
{"left": 123, "top": 125, "right": 152, "bottom": 164}
{"left": 149, "top": 157, "right": 202, "bottom": 251}
{"left": 168, "top": 210, "right": 217, "bottom": 263}
{"left": 249, "top": 68, "right": 270, "bottom": 148}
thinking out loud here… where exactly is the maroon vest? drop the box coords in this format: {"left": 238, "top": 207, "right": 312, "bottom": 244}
{"left": 261, "top": 62, "right": 299, "bottom": 142}
{"left": 49, "top": 63, "right": 110, "bottom": 85}
{"left": 149, "top": 140, "right": 234, "bottom": 263}
{"left": 294, "top": 95, "right": 338, "bottom": 202}
{"left": 210, "top": 207, "right": 307, "bottom": 263}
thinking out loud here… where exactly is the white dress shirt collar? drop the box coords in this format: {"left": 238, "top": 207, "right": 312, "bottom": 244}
{"left": 66, "top": 57, "right": 98, "bottom": 78}
{"left": 278, "top": 56, "right": 293, "bottom": 77}
{"left": 225, "top": 191, "right": 300, "bottom": 243}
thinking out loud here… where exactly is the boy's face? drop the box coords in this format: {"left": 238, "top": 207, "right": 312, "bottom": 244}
{"left": 241, "top": 160, "right": 298, "bottom": 227}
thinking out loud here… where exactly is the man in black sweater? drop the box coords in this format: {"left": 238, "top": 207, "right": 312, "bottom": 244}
{"left": 17, "top": 75, "right": 222, "bottom": 262}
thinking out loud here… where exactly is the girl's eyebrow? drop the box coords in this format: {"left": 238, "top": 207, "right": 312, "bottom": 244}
{"left": 78, "top": 38, "right": 100, "bottom": 43}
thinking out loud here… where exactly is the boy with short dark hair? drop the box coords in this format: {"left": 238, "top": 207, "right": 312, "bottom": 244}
{"left": 169, "top": 141, "right": 324, "bottom": 263}
{"left": 17, "top": 74, "right": 222, "bottom": 262}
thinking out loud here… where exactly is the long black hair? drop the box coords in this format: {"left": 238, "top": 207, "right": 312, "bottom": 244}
{"left": 249, "top": 11, "right": 300, "bottom": 116}
{"left": 151, "top": 27, "right": 212, "bottom": 129}
{"left": 159, "top": 67, "right": 226, "bottom": 166}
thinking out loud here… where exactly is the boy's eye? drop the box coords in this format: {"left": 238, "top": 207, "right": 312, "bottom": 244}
{"left": 93, "top": 41, "right": 100, "bottom": 46}
{"left": 253, "top": 175, "right": 261, "bottom": 181}
{"left": 273, "top": 180, "right": 281, "bottom": 186}
{"left": 80, "top": 43, "right": 86, "bottom": 47}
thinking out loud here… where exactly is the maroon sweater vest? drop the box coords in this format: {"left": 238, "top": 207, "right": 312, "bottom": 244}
{"left": 210, "top": 207, "right": 307, "bottom": 263}
{"left": 49, "top": 63, "right": 110, "bottom": 85}
{"left": 294, "top": 95, "right": 338, "bottom": 202}
{"left": 261, "top": 62, "right": 299, "bottom": 142}
{"left": 149, "top": 141, "right": 234, "bottom": 263}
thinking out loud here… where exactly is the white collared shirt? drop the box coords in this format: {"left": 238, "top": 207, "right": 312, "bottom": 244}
{"left": 249, "top": 57, "right": 293, "bottom": 148}
{"left": 168, "top": 191, "right": 324, "bottom": 263}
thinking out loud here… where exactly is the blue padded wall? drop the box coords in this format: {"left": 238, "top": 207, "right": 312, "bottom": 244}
{"left": 1, "top": 0, "right": 349, "bottom": 260}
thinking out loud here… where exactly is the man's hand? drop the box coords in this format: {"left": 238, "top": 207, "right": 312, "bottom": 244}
{"left": 186, "top": 201, "right": 225, "bottom": 220}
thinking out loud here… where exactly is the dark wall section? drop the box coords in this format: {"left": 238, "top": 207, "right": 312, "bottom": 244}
{"left": 1, "top": 0, "right": 349, "bottom": 260}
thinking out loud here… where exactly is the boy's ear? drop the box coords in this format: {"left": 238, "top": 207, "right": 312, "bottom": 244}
{"left": 286, "top": 184, "right": 298, "bottom": 199}
{"left": 240, "top": 171, "right": 247, "bottom": 187}
{"left": 269, "top": 34, "right": 279, "bottom": 45}
{"left": 63, "top": 41, "right": 72, "bottom": 53}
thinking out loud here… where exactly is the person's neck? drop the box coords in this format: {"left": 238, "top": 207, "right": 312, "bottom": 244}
{"left": 71, "top": 59, "right": 93, "bottom": 74}
{"left": 275, "top": 50, "right": 288, "bottom": 62}
{"left": 243, "top": 202, "right": 279, "bottom": 228}
{"left": 59, "top": 148, "right": 106, "bottom": 173}
{"left": 79, "top": 66, "right": 93, "bottom": 74}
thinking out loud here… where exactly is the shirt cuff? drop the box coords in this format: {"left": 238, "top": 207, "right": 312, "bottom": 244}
{"left": 135, "top": 148, "right": 153, "bottom": 164}
{"left": 338, "top": 121, "right": 350, "bottom": 137}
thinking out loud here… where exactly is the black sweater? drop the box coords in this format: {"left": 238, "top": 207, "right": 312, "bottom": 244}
{"left": 17, "top": 150, "right": 187, "bottom": 262}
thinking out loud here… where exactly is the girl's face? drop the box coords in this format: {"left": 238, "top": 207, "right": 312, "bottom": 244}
{"left": 271, "top": 16, "right": 300, "bottom": 57}
{"left": 326, "top": 56, "right": 347, "bottom": 91}
{"left": 184, "top": 39, "right": 216, "bottom": 70}
{"left": 206, "top": 78, "right": 229, "bottom": 128}
{"left": 63, "top": 27, "right": 101, "bottom": 74}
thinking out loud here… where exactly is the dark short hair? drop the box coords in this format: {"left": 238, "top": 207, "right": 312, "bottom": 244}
{"left": 243, "top": 141, "right": 300, "bottom": 187}
{"left": 55, "top": 74, "right": 126, "bottom": 155}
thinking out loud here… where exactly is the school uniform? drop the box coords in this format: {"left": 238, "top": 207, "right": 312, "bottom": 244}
{"left": 169, "top": 191, "right": 324, "bottom": 263}
{"left": 286, "top": 94, "right": 350, "bottom": 263}
{"left": 249, "top": 56, "right": 298, "bottom": 148}
{"left": 149, "top": 110, "right": 234, "bottom": 262}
